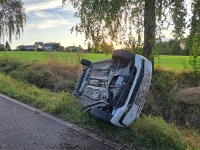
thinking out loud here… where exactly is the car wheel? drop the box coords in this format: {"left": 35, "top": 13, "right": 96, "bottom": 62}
{"left": 90, "top": 108, "right": 111, "bottom": 122}
{"left": 112, "top": 49, "right": 134, "bottom": 61}
{"left": 80, "top": 59, "right": 91, "bottom": 66}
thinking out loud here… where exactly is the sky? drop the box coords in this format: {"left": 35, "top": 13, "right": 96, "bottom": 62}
{"left": 8, "top": 0, "right": 85, "bottom": 49}
{"left": 2, "top": 0, "right": 192, "bottom": 49}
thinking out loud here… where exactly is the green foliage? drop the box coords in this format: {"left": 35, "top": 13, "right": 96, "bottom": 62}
{"left": 0, "top": 73, "right": 192, "bottom": 149}
{"left": 34, "top": 41, "right": 44, "bottom": 50}
{"left": 0, "top": 59, "right": 24, "bottom": 74}
{"left": 188, "top": 0, "right": 200, "bottom": 75}
{"left": 182, "top": 37, "right": 191, "bottom": 55}
{"left": 5, "top": 41, "right": 10, "bottom": 50}
{"left": 87, "top": 42, "right": 92, "bottom": 52}
{"left": 149, "top": 69, "right": 200, "bottom": 129}
{"left": 52, "top": 43, "right": 61, "bottom": 51}
{"left": 63, "top": 0, "right": 188, "bottom": 61}
{"left": 36, "top": 48, "right": 45, "bottom": 51}
{"left": 0, "top": 45, "right": 5, "bottom": 51}
{"left": 169, "top": 0, "right": 187, "bottom": 39}
{"left": 0, "top": 73, "right": 82, "bottom": 115}
{"left": 91, "top": 42, "right": 100, "bottom": 53}
{"left": 0, "top": 0, "right": 26, "bottom": 42}
{"left": 0, "top": 58, "right": 80, "bottom": 91}
{"left": 189, "top": 35, "right": 200, "bottom": 75}
{"left": 99, "top": 41, "right": 114, "bottom": 56}
{"left": 122, "top": 37, "right": 143, "bottom": 55}
{"left": 130, "top": 116, "right": 186, "bottom": 149}
{"left": 0, "top": 58, "right": 200, "bottom": 149}
{"left": 0, "top": 51, "right": 195, "bottom": 71}
{"left": 22, "top": 68, "right": 55, "bottom": 89}
{"left": 156, "top": 39, "right": 183, "bottom": 55}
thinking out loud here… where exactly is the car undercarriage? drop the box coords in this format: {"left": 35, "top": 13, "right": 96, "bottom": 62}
{"left": 73, "top": 50, "right": 152, "bottom": 127}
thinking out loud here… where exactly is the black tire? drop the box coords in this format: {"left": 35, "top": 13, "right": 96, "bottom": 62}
{"left": 80, "top": 59, "right": 91, "bottom": 66}
{"left": 112, "top": 49, "right": 134, "bottom": 61}
{"left": 90, "top": 108, "right": 111, "bottom": 122}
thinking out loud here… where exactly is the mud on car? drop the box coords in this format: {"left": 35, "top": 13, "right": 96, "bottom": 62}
{"left": 73, "top": 49, "right": 152, "bottom": 127}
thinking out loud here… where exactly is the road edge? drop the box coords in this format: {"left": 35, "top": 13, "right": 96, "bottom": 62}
{"left": 0, "top": 93, "right": 121, "bottom": 149}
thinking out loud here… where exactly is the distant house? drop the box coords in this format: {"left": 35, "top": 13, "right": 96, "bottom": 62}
{"left": 43, "top": 43, "right": 53, "bottom": 51}
{"left": 17, "top": 45, "right": 37, "bottom": 51}
{"left": 65, "top": 46, "right": 79, "bottom": 52}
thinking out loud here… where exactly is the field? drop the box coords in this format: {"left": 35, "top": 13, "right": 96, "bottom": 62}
{"left": 0, "top": 51, "right": 199, "bottom": 149}
{"left": 0, "top": 51, "right": 192, "bottom": 71}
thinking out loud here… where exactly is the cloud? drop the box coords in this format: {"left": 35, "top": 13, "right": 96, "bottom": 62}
{"left": 33, "top": 10, "right": 65, "bottom": 20}
{"left": 37, "top": 19, "right": 72, "bottom": 29}
{"left": 24, "top": 1, "right": 62, "bottom": 13}
{"left": 23, "top": 0, "right": 75, "bottom": 29}
{"left": 24, "top": 0, "right": 74, "bottom": 13}
{"left": 26, "top": 19, "right": 73, "bottom": 30}
{"left": 34, "top": 11, "right": 56, "bottom": 18}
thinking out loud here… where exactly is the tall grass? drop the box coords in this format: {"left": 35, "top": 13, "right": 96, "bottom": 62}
{"left": 0, "top": 53, "right": 199, "bottom": 149}
{"left": 0, "top": 57, "right": 81, "bottom": 91}
{"left": 0, "top": 72, "right": 199, "bottom": 149}
{"left": 0, "top": 73, "right": 83, "bottom": 119}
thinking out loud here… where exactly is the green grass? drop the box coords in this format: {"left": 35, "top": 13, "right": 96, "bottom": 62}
{"left": 155, "top": 55, "right": 192, "bottom": 71}
{"left": 0, "top": 51, "right": 109, "bottom": 63}
{"left": 0, "top": 73, "right": 192, "bottom": 149}
{"left": 0, "top": 73, "right": 83, "bottom": 120}
{"left": 0, "top": 51, "right": 193, "bottom": 71}
{"left": 0, "top": 52, "right": 199, "bottom": 149}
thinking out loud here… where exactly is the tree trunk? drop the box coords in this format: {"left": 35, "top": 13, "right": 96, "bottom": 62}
{"left": 144, "top": 0, "right": 156, "bottom": 66}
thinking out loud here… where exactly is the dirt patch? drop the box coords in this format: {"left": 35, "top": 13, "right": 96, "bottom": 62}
{"left": 177, "top": 87, "right": 200, "bottom": 104}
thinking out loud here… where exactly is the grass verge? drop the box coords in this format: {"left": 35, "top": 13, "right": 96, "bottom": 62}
{"left": 0, "top": 73, "right": 199, "bottom": 149}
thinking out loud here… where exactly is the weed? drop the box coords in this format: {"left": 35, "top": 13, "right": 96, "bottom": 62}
{"left": 0, "top": 72, "right": 199, "bottom": 149}
{"left": 130, "top": 116, "right": 187, "bottom": 149}
{"left": 181, "top": 128, "right": 200, "bottom": 149}
{"left": 0, "top": 58, "right": 81, "bottom": 91}
{"left": 145, "top": 69, "right": 200, "bottom": 130}
{"left": 0, "top": 53, "right": 200, "bottom": 149}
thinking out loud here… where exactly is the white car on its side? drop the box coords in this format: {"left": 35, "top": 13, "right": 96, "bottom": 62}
{"left": 73, "top": 49, "right": 152, "bottom": 127}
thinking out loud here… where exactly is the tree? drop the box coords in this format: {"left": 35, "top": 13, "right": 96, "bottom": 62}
{"left": 182, "top": 37, "right": 190, "bottom": 56}
{"left": 92, "top": 42, "right": 100, "bottom": 53}
{"left": 59, "top": 46, "right": 64, "bottom": 51}
{"left": 52, "top": 43, "right": 61, "bottom": 51}
{"left": 62, "top": 0, "right": 187, "bottom": 63}
{"left": 87, "top": 42, "right": 92, "bottom": 52}
{"left": 0, "top": 0, "right": 26, "bottom": 42}
{"left": 155, "top": 39, "right": 182, "bottom": 55}
{"left": 188, "top": 0, "right": 200, "bottom": 74}
{"left": 0, "top": 44, "right": 5, "bottom": 51}
{"left": 122, "top": 36, "right": 143, "bottom": 55}
{"left": 34, "top": 41, "right": 44, "bottom": 49}
{"left": 78, "top": 45, "right": 84, "bottom": 52}
{"left": 169, "top": 39, "right": 182, "bottom": 55}
{"left": 34, "top": 42, "right": 39, "bottom": 49}
{"left": 99, "top": 41, "right": 114, "bottom": 56}
{"left": 5, "top": 41, "right": 10, "bottom": 50}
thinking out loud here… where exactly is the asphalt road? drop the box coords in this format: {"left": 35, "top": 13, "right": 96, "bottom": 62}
{"left": 0, "top": 94, "right": 119, "bottom": 150}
